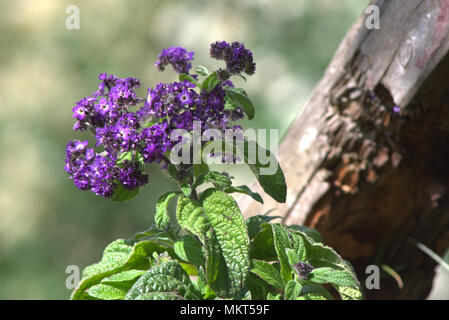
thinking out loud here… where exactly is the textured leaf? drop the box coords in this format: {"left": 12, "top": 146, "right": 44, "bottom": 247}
{"left": 200, "top": 189, "right": 250, "bottom": 298}
{"left": 71, "top": 239, "right": 172, "bottom": 300}
{"left": 193, "top": 171, "right": 232, "bottom": 190}
{"left": 176, "top": 190, "right": 250, "bottom": 298}
{"left": 294, "top": 229, "right": 363, "bottom": 300}
{"left": 284, "top": 280, "right": 302, "bottom": 300}
{"left": 272, "top": 224, "right": 295, "bottom": 282}
{"left": 176, "top": 197, "right": 210, "bottom": 242}
{"left": 297, "top": 293, "right": 327, "bottom": 300}
{"left": 155, "top": 191, "right": 180, "bottom": 230}
{"left": 87, "top": 284, "right": 127, "bottom": 300}
{"left": 310, "top": 267, "right": 359, "bottom": 287}
{"left": 100, "top": 269, "right": 146, "bottom": 291}
{"left": 174, "top": 235, "right": 206, "bottom": 266}
{"left": 135, "top": 292, "right": 185, "bottom": 300}
{"left": 337, "top": 285, "right": 364, "bottom": 300}
{"left": 251, "top": 259, "right": 284, "bottom": 290}
{"left": 300, "top": 284, "right": 334, "bottom": 300}
{"left": 125, "top": 260, "right": 200, "bottom": 300}
{"left": 224, "top": 185, "right": 263, "bottom": 204}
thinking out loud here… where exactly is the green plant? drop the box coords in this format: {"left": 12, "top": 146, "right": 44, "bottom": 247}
{"left": 66, "top": 42, "right": 363, "bottom": 300}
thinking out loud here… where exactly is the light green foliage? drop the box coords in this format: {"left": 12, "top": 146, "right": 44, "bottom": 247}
{"left": 71, "top": 239, "right": 173, "bottom": 300}
{"left": 72, "top": 200, "right": 363, "bottom": 300}
{"left": 155, "top": 191, "right": 180, "bottom": 230}
{"left": 125, "top": 260, "right": 200, "bottom": 300}
{"left": 284, "top": 280, "right": 302, "bottom": 300}
{"left": 251, "top": 260, "right": 285, "bottom": 290}
{"left": 174, "top": 235, "right": 206, "bottom": 266}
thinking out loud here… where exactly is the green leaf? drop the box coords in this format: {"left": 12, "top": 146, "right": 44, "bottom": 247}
{"left": 195, "top": 65, "right": 210, "bottom": 76}
{"left": 71, "top": 239, "right": 172, "bottom": 300}
{"left": 116, "top": 151, "right": 144, "bottom": 166}
{"left": 244, "top": 141, "right": 286, "bottom": 203}
{"left": 297, "top": 293, "right": 327, "bottom": 300}
{"left": 203, "top": 139, "right": 286, "bottom": 203}
{"left": 309, "top": 267, "right": 359, "bottom": 287}
{"left": 181, "top": 183, "right": 192, "bottom": 197}
{"left": 287, "top": 225, "right": 322, "bottom": 243}
{"left": 224, "top": 185, "right": 263, "bottom": 204}
{"left": 155, "top": 191, "right": 180, "bottom": 230}
{"left": 246, "top": 215, "right": 281, "bottom": 240}
{"left": 193, "top": 162, "right": 209, "bottom": 178}
{"left": 87, "top": 284, "right": 127, "bottom": 300}
{"left": 134, "top": 292, "right": 186, "bottom": 300}
{"left": 272, "top": 224, "right": 294, "bottom": 282}
{"left": 267, "top": 292, "right": 282, "bottom": 300}
{"left": 100, "top": 269, "right": 146, "bottom": 291}
{"left": 201, "top": 72, "right": 220, "bottom": 93}
{"left": 125, "top": 260, "right": 200, "bottom": 300}
{"left": 224, "top": 87, "right": 255, "bottom": 120}
{"left": 245, "top": 272, "right": 268, "bottom": 300}
{"left": 300, "top": 284, "right": 334, "bottom": 300}
{"left": 111, "top": 184, "right": 140, "bottom": 203}
{"left": 284, "top": 280, "right": 301, "bottom": 300}
{"left": 174, "top": 235, "right": 206, "bottom": 266}
{"left": 227, "top": 88, "right": 254, "bottom": 118}
{"left": 195, "top": 267, "right": 216, "bottom": 300}
{"left": 193, "top": 171, "right": 232, "bottom": 190}
{"left": 176, "top": 190, "right": 250, "bottom": 298}
{"left": 250, "top": 222, "right": 277, "bottom": 261}
{"left": 180, "top": 263, "right": 198, "bottom": 276}
{"left": 200, "top": 189, "right": 250, "bottom": 298}
{"left": 179, "top": 73, "right": 200, "bottom": 87}
{"left": 168, "top": 164, "right": 178, "bottom": 180}
{"left": 251, "top": 259, "right": 285, "bottom": 290}
{"left": 337, "top": 285, "right": 364, "bottom": 300}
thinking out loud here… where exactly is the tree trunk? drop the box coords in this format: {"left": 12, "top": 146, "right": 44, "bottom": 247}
{"left": 241, "top": 0, "right": 449, "bottom": 299}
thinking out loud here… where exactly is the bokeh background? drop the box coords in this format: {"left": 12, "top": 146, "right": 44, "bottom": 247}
{"left": 0, "top": 0, "right": 447, "bottom": 299}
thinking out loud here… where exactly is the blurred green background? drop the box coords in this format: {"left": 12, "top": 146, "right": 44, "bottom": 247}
{"left": 0, "top": 0, "right": 446, "bottom": 299}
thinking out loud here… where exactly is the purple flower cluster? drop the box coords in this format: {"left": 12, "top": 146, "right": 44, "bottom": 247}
{"left": 65, "top": 42, "right": 255, "bottom": 199}
{"left": 66, "top": 73, "right": 152, "bottom": 198}
{"left": 137, "top": 79, "right": 243, "bottom": 132}
{"left": 155, "top": 46, "right": 194, "bottom": 74}
{"left": 72, "top": 73, "right": 141, "bottom": 132}
{"left": 293, "top": 262, "right": 314, "bottom": 280}
{"left": 210, "top": 41, "right": 256, "bottom": 80}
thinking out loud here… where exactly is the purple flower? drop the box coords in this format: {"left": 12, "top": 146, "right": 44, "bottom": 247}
{"left": 155, "top": 46, "right": 194, "bottom": 74}
{"left": 72, "top": 74, "right": 141, "bottom": 132}
{"left": 140, "top": 122, "right": 172, "bottom": 163}
{"left": 65, "top": 42, "right": 257, "bottom": 199}
{"left": 118, "top": 160, "right": 149, "bottom": 190}
{"left": 293, "top": 262, "right": 314, "bottom": 280}
{"left": 210, "top": 41, "right": 256, "bottom": 79}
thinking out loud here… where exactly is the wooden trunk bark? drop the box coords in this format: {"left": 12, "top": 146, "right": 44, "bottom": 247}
{"left": 241, "top": 0, "right": 449, "bottom": 299}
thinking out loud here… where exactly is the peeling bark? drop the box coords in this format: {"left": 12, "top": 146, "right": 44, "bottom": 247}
{"left": 241, "top": 0, "right": 449, "bottom": 299}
